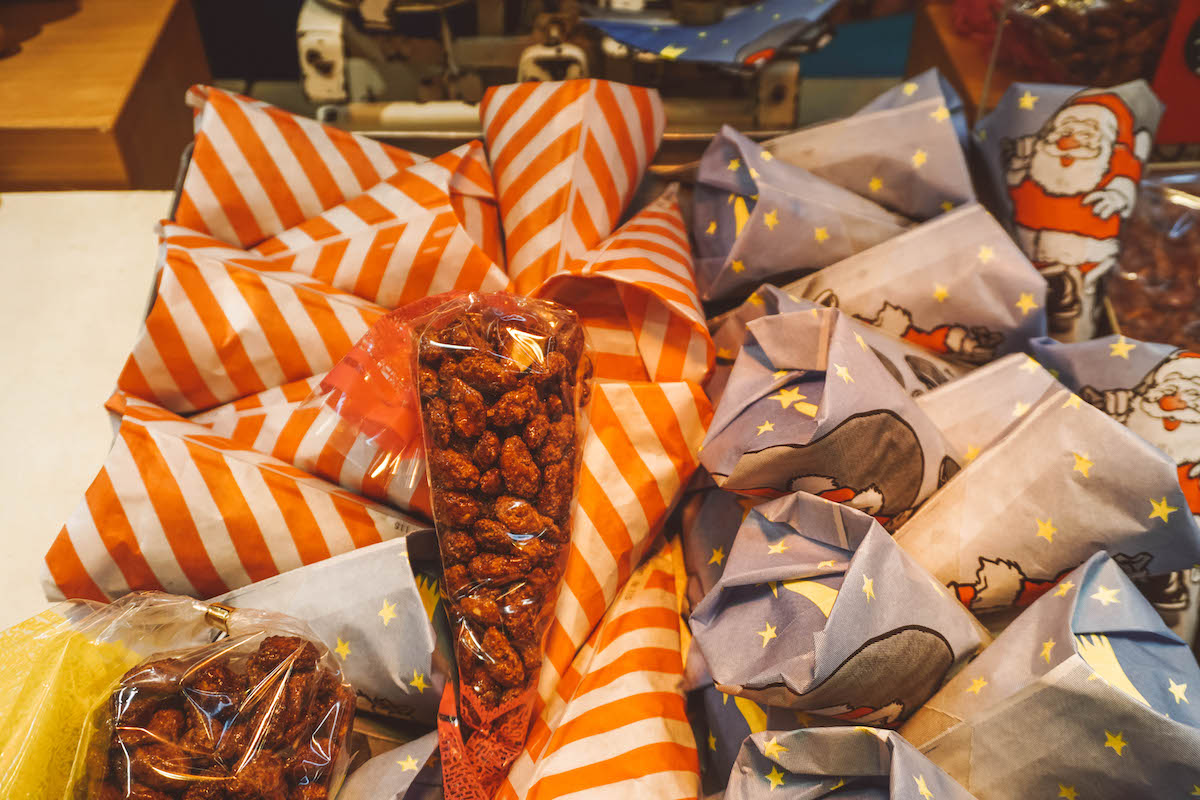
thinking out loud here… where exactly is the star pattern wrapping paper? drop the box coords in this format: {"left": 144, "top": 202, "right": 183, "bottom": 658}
{"left": 785, "top": 203, "right": 1048, "bottom": 367}
{"left": 693, "top": 126, "right": 909, "bottom": 303}
{"left": 903, "top": 552, "right": 1200, "bottom": 800}
{"left": 691, "top": 491, "right": 985, "bottom": 725}
{"left": 338, "top": 730, "right": 442, "bottom": 800}
{"left": 858, "top": 68, "right": 970, "bottom": 149}
{"left": 973, "top": 80, "right": 1163, "bottom": 341}
{"left": 585, "top": 0, "right": 835, "bottom": 66}
{"left": 894, "top": 377, "right": 1200, "bottom": 616}
{"left": 763, "top": 77, "right": 973, "bottom": 222}
{"left": 701, "top": 290, "right": 963, "bottom": 527}
{"left": 214, "top": 537, "right": 449, "bottom": 724}
{"left": 1032, "top": 335, "right": 1200, "bottom": 642}
{"left": 727, "top": 727, "right": 979, "bottom": 799}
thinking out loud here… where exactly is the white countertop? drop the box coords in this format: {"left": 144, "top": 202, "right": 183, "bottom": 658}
{"left": 0, "top": 191, "right": 171, "bottom": 628}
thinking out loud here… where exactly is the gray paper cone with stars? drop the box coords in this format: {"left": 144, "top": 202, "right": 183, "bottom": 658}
{"left": 860, "top": 68, "right": 970, "bottom": 149}
{"left": 701, "top": 289, "right": 963, "bottom": 528}
{"left": 763, "top": 87, "right": 973, "bottom": 222}
{"left": 1032, "top": 334, "right": 1200, "bottom": 643}
{"left": 903, "top": 552, "right": 1200, "bottom": 800}
{"left": 337, "top": 730, "right": 442, "bottom": 800}
{"left": 693, "top": 125, "right": 909, "bottom": 303}
{"left": 894, "top": 376, "right": 1200, "bottom": 616}
{"left": 915, "top": 352, "right": 1062, "bottom": 466}
{"left": 785, "top": 203, "right": 1048, "bottom": 367}
{"left": 973, "top": 80, "right": 1163, "bottom": 341}
{"left": 691, "top": 491, "right": 987, "bottom": 726}
{"left": 215, "top": 536, "right": 450, "bottom": 724}
{"left": 727, "top": 727, "right": 980, "bottom": 799}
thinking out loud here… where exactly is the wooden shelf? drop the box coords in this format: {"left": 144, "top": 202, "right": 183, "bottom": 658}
{"left": 0, "top": 0, "right": 211, "bottom": 189}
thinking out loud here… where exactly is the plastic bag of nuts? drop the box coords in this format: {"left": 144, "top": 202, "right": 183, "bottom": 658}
{"left": 1110, "top": 168, "right": 1200, "bottom": 350}
{"left": 87, "top": 597, "right": 355, "bottom": 800}
{"left": 413, "top": 292, "right": 590, "bottom": 799}
{"left": 1004, "top": 0, "right": 1176, "bottom": 86}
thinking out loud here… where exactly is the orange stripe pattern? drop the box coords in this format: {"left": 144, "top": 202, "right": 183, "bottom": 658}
{"left": 42, "top": 394, "right": 428, "bottom": 602}
{"left": 481, "top": 80, "right": 666, "bottom": 294}
{"left": 116, "top": 245, "right": 386, "bottom": 413}
{"left": 497, "top": 541, "right": 699, "bottom": 800}
{"left": 537, "top": 185, "right": 714, "bottom": 385}
{"left": 176, "top": 86, "right": 424, "bottom": 248}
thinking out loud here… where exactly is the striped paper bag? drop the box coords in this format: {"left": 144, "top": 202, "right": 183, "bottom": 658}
{"left": 115, "top": 243, "right": 386, "bottom": 414}
{"left": 480, "top": 79, "right": 667, "bottom": 294}
{"left": 496, "top": 540, "right": 700, "bottom": 800}
{"left": 535, "top": 185, "right": 715, "bottom": 385}
{"left": 176, "top": 85, "right": 424, "bottom": 249}
{"left": 163, "top": 141, "right": 507, "bottom": 310}
{"left": 42, "top": 393, "right": 429, "bottom": 603}
{"left": 246, "top": 141, "right": 508, "bottom": 307}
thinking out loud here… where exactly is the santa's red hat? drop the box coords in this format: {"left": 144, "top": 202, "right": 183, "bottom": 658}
{"left": 1061, "top": 92, "right": 1136, "bottom": 152}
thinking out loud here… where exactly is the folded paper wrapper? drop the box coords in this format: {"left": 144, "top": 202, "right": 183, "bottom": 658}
{"left": 784, "top": 202, "right": 1048, "bottom": 367}
{"left": 727, "top": 727, "right": 980, "bottom": 799}
{"left": 903, "top": 552, "right": 1200, "bottom": 798}
{"left": 702, "top": 297, "right": 963, "bottom": 529}
{"left": 691, "top": 491, "right": 987, "bottom": 726}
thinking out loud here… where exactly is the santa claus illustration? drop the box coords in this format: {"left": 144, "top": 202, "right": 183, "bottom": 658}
{"left": 949, "top": 557, "right": 1070, "bottom": 612}
{"left": 1080, "top": 351, "right": 1200, "bottom": 512}
{"left": 862, "top": 301, "right": 1002, "bottom": 366}
{"left": 1005, "top": 91, "right": 1153, "bottom": 338}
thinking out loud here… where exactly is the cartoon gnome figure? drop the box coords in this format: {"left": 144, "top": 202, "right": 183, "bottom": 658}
{"left": 1005, "top": 91, "right": 1153, "bottom": 339}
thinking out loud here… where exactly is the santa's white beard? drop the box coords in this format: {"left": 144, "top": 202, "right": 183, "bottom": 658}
{"left": 1125, "top": 405, "right": 1200, "bottom": 467}
{"left": 1029, "top": 144, "right": 1112, "bottom": 196}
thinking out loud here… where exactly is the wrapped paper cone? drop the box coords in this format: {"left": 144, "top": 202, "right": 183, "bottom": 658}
{"left": 785, "top": 203, "right": 1048, "bottom": 366}
{"left": 42, "top": 393, "right": 428, "bottom": 602}
{"left": 902, "top": 552, "right": 1200, "bottom": 799}
{"left": 764, "top": 78, "right": 973, "bottom": 221}
{"left": 535, "top": 184, "right": 715, "bottom": 385}
{"left": 681, "top": 484, "right": 763, "bottom": 609}
{"left": 176, "top": 85, "right": 424, "bottom": 249}
{"left": 585, "top": 0, "right": 834, "bottom": 65}
{"left": 860, "top": 68, "right": 970, "bottom": 148}
{"left": 216, "top": 537, "right": 448, "bottom": 724}
{"left": 693, "top": 126, "right": 909, "bottom": 303}
{"left": 247, "top": 141, "right": 508, "bottom": 307}
{"left": 727, "top": 727, "right": 979, "bottom": 799}
{"left": 116, "top": 241, "right": 387, "bottom": 414}
{"left": 1032, "top": 335, "right": 1200, "bottom": 642}
{"left": 480, "top": 79, "right": 666, "bottom": 294}
{"left": 691, "top": 491, "right": 986, "bottom": 726}
{"left": 894, "top": 382, "right": 1200, "bottom": 615}
{"left": 973, "top": 80, "right": 1163, "bottom": 341}
{"left": 494, "top": 540, "right": 700, "bottom": 800}
{"left": 915, "top": 353, "right": 1061, "bottom": 464}
{"left": 338, "top": 731, "right": 442, "bottom": 800}
{"left": 701, "top": 293, "right": 962, "bottom": 527}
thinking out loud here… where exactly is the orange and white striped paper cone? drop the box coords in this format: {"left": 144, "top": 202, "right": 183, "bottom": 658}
{"left": 115, "top": 244, "right": 386, "bottom": 414}
{"left": 248, "top": 141, "right": 508, "bottom": 307}
{"left": 176, "top": 85, "right": 424, "bottom": 249}
{"left": 481, "top": 79, "right": 666, "bottom": 294}
{"left": 496, "top": 539, "right": 700, "bottom": 800}
{"left": 536, "top": 185, "right": 715, "bottom": 386}
{"left": 163, "top": 142, "right": 507, "bottom": 310}
{"left": 42, "top": 394, "right": 429, "bottom": 603}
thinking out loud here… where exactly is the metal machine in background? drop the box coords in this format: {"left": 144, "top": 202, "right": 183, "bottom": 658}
{"left": 297, "top": 0, "right": 833, "bottom": 161}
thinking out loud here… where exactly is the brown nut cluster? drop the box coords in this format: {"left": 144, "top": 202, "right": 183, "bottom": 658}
{"left": 1110, "top": 179, "right": 1200, "bottom": 351}
{"left": 420, "top": 302, "right": 584, "bottom": 709}
{"left": 1009, "top": 0, "right": 1171, "bottom": 86}
{"left": 95, "top": 635, "right": 354, "bottom": 800}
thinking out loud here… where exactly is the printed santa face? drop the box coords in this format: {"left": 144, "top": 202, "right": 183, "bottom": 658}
{"left": 1126, "top": 353, "right": 1200, "bottom": 465}
{"left": 1029, "top": 104, "right": 1118, "bottom": 198}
